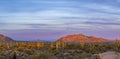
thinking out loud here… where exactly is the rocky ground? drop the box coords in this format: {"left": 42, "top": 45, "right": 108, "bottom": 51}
{"left": 0, "top": 49, "right": 94, "bottom": 59}
{"left": 99, "top": 51, "right": 120, "bottom": 59}
{"left": 0, "top": 47, "right": 120, "bottom": 59}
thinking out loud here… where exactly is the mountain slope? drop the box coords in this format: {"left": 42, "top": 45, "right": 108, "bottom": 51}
{"left": 0, "top": 34, "right": 14, "bottom": 42}
{"left": 57, "top": 34, "right": 108, "bottom": 43}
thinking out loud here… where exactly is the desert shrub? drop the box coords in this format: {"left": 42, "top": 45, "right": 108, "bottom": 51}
{"left": 0, "top": 57, "right": 3, "bottom": 59}
{"left": 0, "top": 47, "right": 5, "bottom": 51}
{"left": 30, "top": 53, "right": 48, "bottom": 59}
{"left": 24, "top": 49, "right": 33, "bottom": 55}
{"left": 73, "top": 53, "right": 87, "bottom": 59}
{"left": 14, "top": 47, "right": 24, "bottom": 52}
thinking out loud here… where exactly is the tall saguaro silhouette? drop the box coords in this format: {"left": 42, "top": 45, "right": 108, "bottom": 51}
{"left": 13, "top": 52, "right": 16, "bottom": 59}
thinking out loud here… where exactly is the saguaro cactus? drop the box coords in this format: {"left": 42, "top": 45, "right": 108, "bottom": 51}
{"left": 50, "top": 42, "right": 54, "bottom": 48}
{"left": 56, "top": 41, "right": 61, "bottom": 49}
{"left": 13, "top": 52, "right": 16, "bottom": 59}
{"left": 61, "top": 42, "right": 65, "bottom": 48}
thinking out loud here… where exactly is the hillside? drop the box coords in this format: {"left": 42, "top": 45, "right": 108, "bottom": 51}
{"left": 0, "top": 34, "right": 14, "bottom": 42}
{"left": 57, "top": 34, "right": 109, "bottom": 43}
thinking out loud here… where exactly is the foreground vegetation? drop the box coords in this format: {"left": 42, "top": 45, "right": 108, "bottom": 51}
{"left": 0, "top": 40, "right": 120, "bottom": 59}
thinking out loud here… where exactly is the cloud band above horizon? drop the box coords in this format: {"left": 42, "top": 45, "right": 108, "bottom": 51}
{"left": 0, "top": 0, "right": 120, "bottom": 41}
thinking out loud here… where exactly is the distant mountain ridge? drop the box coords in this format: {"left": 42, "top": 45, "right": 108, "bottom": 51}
{"left": 57, "top": 34, "right": 109, "bottom": 43}
{"left": 0, "top": 34, "right": 119, "bottom": 43}
{"left": 0, "top": 34, "right": 14, "bottom": 42}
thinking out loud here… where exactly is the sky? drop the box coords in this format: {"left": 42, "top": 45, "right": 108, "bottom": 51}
{"left": 0, "top": 0, "right": 120, "bottom": 41}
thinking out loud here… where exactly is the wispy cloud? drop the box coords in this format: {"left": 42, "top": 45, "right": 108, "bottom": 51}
{"left": 0, "top": 0, "right": 120, "bottom": 40}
